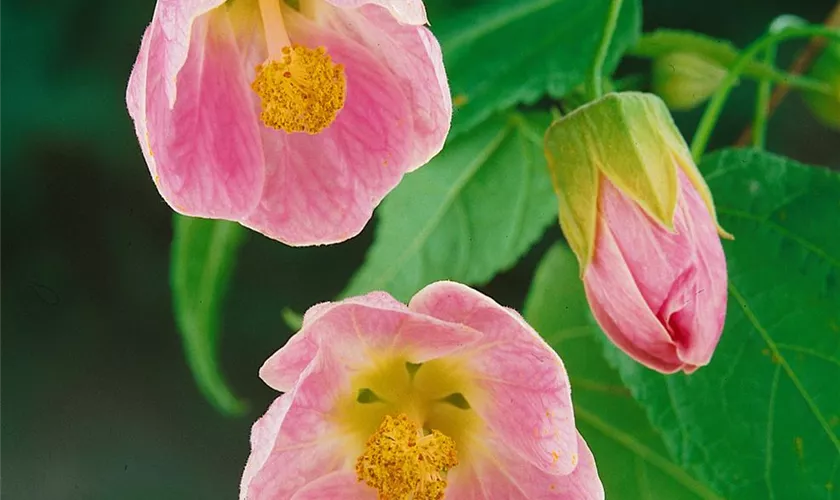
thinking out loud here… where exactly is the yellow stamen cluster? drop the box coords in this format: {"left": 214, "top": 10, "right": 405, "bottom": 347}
{"left": 355, "top": 414, "right": 458, "bottom": 500}
{"left": 251, "top": 45, "right": 346, "bottom": 134}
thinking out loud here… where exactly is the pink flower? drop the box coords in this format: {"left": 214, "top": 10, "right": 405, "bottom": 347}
{"left": 126, "top": 0, "right": 451, "bottom": 245}
{"left": 584, "top": 170, "right": 728, "bottom": 374}
{"left": 241, "top": 282, "right": 604, "bottom": 499}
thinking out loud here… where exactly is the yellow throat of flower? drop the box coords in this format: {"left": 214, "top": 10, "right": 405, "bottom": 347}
{"left": 251, "top": 0, "right": 346, "bottom": 134}
{"left": 356, "top": 414, "right": 458, "bottom": 500}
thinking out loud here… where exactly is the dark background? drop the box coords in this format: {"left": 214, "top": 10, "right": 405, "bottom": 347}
{"left": 2, "top": 0, "right": 837, "bottom": 498}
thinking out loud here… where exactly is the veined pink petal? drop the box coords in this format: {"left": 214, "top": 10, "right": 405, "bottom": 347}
{"left": 323, "top": 0, "right": 428, "bottom": 25}
{"left": 446, "top": 433, "right": 604, "bottom": 499}
{"left": 409, "top": 282, "right": 578, "bottom": 476}
{"left": 660, "top": 169, "right": 727, "bottom": 368}
{"left": 290, "top": 471, "right": 376, "bottom": 500}
{"left": 583, "top": 218, "right": 683, "bottom": 373}
{"left": 152, "top": 0, "right": 226, "bottom": 104}
{"left": 319, "top": 2, "right": 450, "bottom": 167}
{"left": 239, "top": 394, "right": 292, "bottom": 500}
{"left": 142, "top": 8, "right": 265, "bottom": 219}
{"left": 260, "top": 291, "right": 481, "bottom": 392}
{"left": 126, "top": 25, "right": 157, "bottom": 180}
{"left": 241, "top": 7, "right": 416, "bottom": 245}
{"left": 259, "top": 292, "right": 412, "bottom": 392}
{"left": 242, "top": 349, "right": 350, "bottom": 500}
{"left": 584, "top": 171, "right": 726, "bottom": 373}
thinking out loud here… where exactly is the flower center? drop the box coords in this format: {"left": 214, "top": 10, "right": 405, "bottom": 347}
{"left": 355, "top": 413, "right": 458, "bottom": 500}
{"left": 251, "top": 0, "right": 346, "bottom": 134}
{"left": 251, "top": 45, "right": 346, "bottom": 134}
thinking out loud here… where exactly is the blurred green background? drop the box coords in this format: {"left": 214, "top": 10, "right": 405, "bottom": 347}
{"left": 2, "top": 0, "right": 837, "bottom": 498}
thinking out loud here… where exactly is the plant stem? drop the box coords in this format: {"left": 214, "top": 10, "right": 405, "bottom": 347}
{"left": 735, "top": 1, "right": 840, "bottom": 146}
{"left": 762, "top": 72, "right": 831, "bottom": 94}
{"left": 587, "top": 0, "right": 625, "bottom": 101}
{"left": 752, "top": 44, "right": 776, "bottom": 149}
{"left": 690, "top": 26, "right": 840, "bottom": 160}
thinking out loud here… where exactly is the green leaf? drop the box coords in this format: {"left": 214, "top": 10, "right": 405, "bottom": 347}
{"left": 171, "top": 215, "right": 247, "bottom": 416}
{"left": 432, "top": 0, "right": 641, "bottom": 137}
{"left": 524, "top": 244, "right": 721, "bottom": 500}
{"left": 602, "top": 149, "right": 840, "bottom": 498}
{"left": 343, "top": 112, "right": 557, "bottom": 302}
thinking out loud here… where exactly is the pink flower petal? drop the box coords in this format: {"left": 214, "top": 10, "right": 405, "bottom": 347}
{"left": 241, "top": 7, "right": 418, "bottom": 245}
{"left": 290, "top": 471, "right": 376, "bottom": 500}
{"left": 322, "top": 0, "right": 428, "bottom": 25}
{"left": 584, "top": 171, "right": 726, "bottom": 373}
{"left": 260, "top": 291, "right": 481, "bottom": 392}
{"left": 665, "top": 171, "right": 728, "bottom": 368}
{"left": 583, "top": 222, "right": 683, "bottom": 373}
{"left": 142, "top": 8, "right": 265, "bottom": 219}
{"left": 319, "top": 2, "right": 450, "bottom": 167}
{"left": 242, "top": 349, "right": 350, "bottom": 500}
{"left": 445, "top": 433, "right": 604, "bottom": 499}
{"left": 152, "top": 0, "right": 227, "bottom": 105}
{"left": 409, "top": 282, "right": 578, "bottom": 475}
{"left": 259, "top": 293, "right": 411, "bottom": 392}
{"left": 239, "top": 394, "right": 292, "bottom": 500}
{"left": 126, "top": 25, "right": 157, "bottom": 180}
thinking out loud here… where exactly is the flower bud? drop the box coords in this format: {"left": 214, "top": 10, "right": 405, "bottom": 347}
{"left": 544, "top": 92, "right": 729, "bottom": 373}
{"left": 802, "top": 42, "right": 840, "bottom": 130}
{"left": 652, "top": 52, "right": 728, "bottom": 110}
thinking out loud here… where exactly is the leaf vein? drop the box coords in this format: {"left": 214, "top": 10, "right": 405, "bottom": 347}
{"left": 729, "top": 284, "right": 840, "bottom": 456}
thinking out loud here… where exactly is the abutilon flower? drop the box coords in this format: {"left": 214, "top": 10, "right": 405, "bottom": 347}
{"left": 544, "top": 92, "right": 729, "bottom": 374}
{"left": 240, "top": 282, "right": 604, "bottom": 499}
{"left": 126, "top": 0, "right": 451, "bottom": 245}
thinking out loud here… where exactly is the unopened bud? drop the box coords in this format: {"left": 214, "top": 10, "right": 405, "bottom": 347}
{"left": 653, "top": 52, "right": 728, "bottom": 111}
{"left": 544, "top": 92, "right": 730, "bottom": 373}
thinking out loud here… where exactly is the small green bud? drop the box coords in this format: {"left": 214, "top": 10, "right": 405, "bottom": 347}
{"left": 802, "top": 42, "right": 840, "bottom": 130}
{"left": 653, "top": 52, "right": 728, "bottom": 111}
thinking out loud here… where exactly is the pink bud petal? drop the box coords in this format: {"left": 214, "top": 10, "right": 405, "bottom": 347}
{"left": 584, "top": 171, "right": 727, "bottom": 373}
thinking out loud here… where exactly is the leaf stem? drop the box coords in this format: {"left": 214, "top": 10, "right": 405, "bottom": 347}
{"left": 690, "top": 25, "right": 840, "bottom": 159}
{"left": 587, "top": 0, "right": 625, "bottom": 100}
{"left": 752, "top": 44, "right": 776, "bottom": 149}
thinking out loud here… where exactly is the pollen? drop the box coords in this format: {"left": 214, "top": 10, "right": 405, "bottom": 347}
{"left": 355, "top": 414, "right": 458, "bottom": 500}
{"left": 251, "top": 45, "right": 346, "bottom": 134}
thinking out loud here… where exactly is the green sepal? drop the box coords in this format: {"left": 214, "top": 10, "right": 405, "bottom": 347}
{"left": 545, "top": 92, "right": 689, "bottom": 271}
{"left": 544, "top": 114, "right": 601, "bottom": 273}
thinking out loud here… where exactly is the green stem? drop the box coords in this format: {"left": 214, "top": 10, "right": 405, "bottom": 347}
{"left": 587, "top": 0, "right": 625, "bottom": 100}
{"left": 753, "top": 44, "right": 777, "bottom": 149}
{"left": 762, "top": 72, "right": 832, "bottom": 94}
{"left": 690, "top": 25, "right": 840, "bottom": 159}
